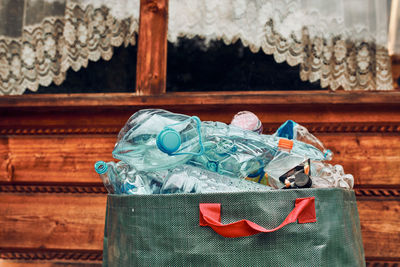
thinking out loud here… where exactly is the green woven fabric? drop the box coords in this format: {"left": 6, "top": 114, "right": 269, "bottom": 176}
{"left": 103, "top": 188, "right": 365, "bottom": 266}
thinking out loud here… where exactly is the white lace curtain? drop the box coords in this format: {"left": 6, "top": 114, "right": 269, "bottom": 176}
{"left": 0, "top": 0, "right": 395, "bottom": 95}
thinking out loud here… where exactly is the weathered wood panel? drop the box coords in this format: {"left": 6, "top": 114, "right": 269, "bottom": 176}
{"left": 358, "top": 199, "right": 400, "bottom": 258}
{"left": 1, "top": 134, "right": 399, "bottom": 186}
{"left": 0, "top": 194, "right": 106, "bottom": 250}
{"left": 1, "top": 92, "right": 400, "bottom": 107}
{"left": 319, "top": 135, "right": 400, "bottom": 186}
{"left": 0, "top": 136, "right": 114, "bottom": 183}
{"left": 135, "top": 0, "right": 168, "bottom": 95}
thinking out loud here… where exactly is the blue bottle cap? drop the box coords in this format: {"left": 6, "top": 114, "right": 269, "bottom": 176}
{"left": 277, "top": 120, "right": 297, "bottom": 140}
{"left": 156, "top": 128, "right": 181, "bottom": 155}
{"left": 94, "top": 161, "right": 108, "bottom": 174}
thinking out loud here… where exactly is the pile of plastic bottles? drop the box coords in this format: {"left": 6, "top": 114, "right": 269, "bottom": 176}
{"left": 95, "top": 109, "right": 354, "bottom": 195}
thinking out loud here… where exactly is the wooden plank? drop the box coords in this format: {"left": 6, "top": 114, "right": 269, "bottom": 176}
{"left": 0, "top": 137, "right": 12, "bottom": 182}
{"left": 1, "top": 134, "right": 399, "bottom": 186}
{"left": 358, "top": 199, "right": 400, "bottom": 258}
{"left": 0, "top": 194, "right": 106, "bottom": 250}
{"left": 135, "top": 0, "right": 168, "bottom": 95}
{"left": 1, "top": 91, "right": 400, "bottom": 108}
{"left": 0, "top": 136, "right": 114, "bottom": 183}
{"left": 0, "top": 193, "right": 399, "bottom": 260}
{"left": 1, "top": 95, "right": 400, "bottom": 137}
{"left": 318, "top": 135, "right": 400, "bottom": 186}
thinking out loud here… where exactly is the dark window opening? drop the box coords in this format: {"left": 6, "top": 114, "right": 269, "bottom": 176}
{"left": 25, "top": 44, "right": 137, "bottom": 94}
{"left": 26, "top": 36, "right": 324, "bottom": 94}
{"left": 167, "top": 37, "right": 323, "bottom": 92}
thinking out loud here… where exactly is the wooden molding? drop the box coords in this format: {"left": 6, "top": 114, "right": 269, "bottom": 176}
{"left": 0, "top": 248, "right": 102, "bottom": 261}
{"left": 1, "top": 182, "right": 400, "bottom": 199}
{"left": 1, "top": 122, "right": 400, "bottom": 136}
{"left": 0, "top": 127, "right": 120, "bottom": 135}
{"left": 263, "top": 122, "right": 400, "bottom": 134}
{"left": 0, "top": 182, "right": 107, "bottom": 194}
{"left": 1, "top": 248, "right": 399, "bottom": 266}
{"left": 355, "top": 187, "right": 400, "bottom": 198}
{"left": 1, "top": 91, "right": 400, "bottom": 108}
{"left": 366, "top": 257, "right": 400, "bottom": 267}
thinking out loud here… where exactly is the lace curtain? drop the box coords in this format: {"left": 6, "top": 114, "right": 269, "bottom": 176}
{"left": 0, "top": 0, "right": 395, "bottom": 95}
{"left": 168, "top": 0, "right": 393, "bottom": 91}
{"left": 0, "top": 0, "right": 140, "bottom": 95}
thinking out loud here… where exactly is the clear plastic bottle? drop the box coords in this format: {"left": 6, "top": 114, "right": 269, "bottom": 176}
{"left": 94, "top": 160, "right": 152, "bottom": 194}
{"left": 113, "top": 109, "right": 277, "bottom": 179}
{"left": 94, "top": 161, "right": 117, "bottom": 194}
{"left": 264, "top": 140, "right": 308, "bottom": 189}
{"left": 95, "top": 161, "right": 272, "bottom": 195}
{"left": 264, "top": 135, "right": 328, "bottom": 161}
{"left": 274, "top": 120, "right": 333, "bottom": 160}
{"left": 310, "top": 161, "right": 354, "bottom": 189}
{"left": 189, "top": 121, "right": 276, "bottom": 178}
{"left": 141, "top": 165, "right": 272, "bottom": 194}
{"left": 112, "top": 109, "right": 203, "bottom": 171}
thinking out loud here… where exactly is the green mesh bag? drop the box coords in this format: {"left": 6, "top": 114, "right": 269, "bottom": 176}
{"left": 103, "top": 188, "right": 365, "bottom": 266}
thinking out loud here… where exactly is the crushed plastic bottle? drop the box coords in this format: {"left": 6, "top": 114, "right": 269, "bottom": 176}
{"left": 94, "top": 161, "right": 117, "bottom": 194}
{"left": 274, "top": 120, "right": 333, "bottom": 160}
{"left": 230, "top": 111, "right": 263, "bottom": 134}
{"left": 95, "top": 161, "right": 272, "bottom": 194}
{"left": 310, "top": 162, "right": 354, "bottom": 189}
{"left": 113, "top": 109, "right": 203, "bottom": 171}
{"left": 189, "top": 121, "right": 276, "bottom": 178}
{"left": 156, "top": 165, "right": 272, "bottom": 194}
{"left": 113, "top": 109, "right": 277, "bottom": 179}
{"left": 264, "top": 136, "right": 327, "bottom": 162}
{"left": 95, "top": 160, "right": 152, "bottom": 194}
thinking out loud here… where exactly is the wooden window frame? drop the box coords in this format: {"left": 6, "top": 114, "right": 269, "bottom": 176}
{"left": 0, "top": 0, "right": 399, "bottom": 101}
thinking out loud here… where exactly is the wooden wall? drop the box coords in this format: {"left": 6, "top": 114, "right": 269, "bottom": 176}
{"left": 0, "top": 91, "right": 400, "bottom": 266}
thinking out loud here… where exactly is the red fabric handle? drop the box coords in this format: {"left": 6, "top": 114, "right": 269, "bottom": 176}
{"left": 199, "top": 197, "right": 316, "bottom": 238}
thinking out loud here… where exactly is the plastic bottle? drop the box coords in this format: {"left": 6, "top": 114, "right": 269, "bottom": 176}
{"left": 310, "top": 161, "right": 354, "bottom": 189}
{"left": 113, "top": 109, "right": 277, "bottom": 179}
{"left": 94, "top": 161, "right": 116, "bottom": 194}
{"left": 112, "top": 109, "right": 203, "bottom": 171}
{"left": 230, "top": 111, "right": 263, "bottom": 134}
{"left": 264, "top": 150, "right": 307, "bottom": 189}
{"left": 95, "top": 161, "right": 272, "bottom": 195}
{"left": 141, "top": 165, "right": 272, "bottom": 194}
{"left": 274, "top": 120, "right": 333, "bottom": 160}
{"left": 94, "top": 160, "right": 152, "bottom": 194}
{"left": 264, "top": 135, "right": 328, "bottom": 161}
{"left": 189, "top": 121, "right": 276, "bottom": 178}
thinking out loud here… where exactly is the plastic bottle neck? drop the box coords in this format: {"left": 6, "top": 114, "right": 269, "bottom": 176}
{"left": 95, "top": 161, "right": 108, "bottom": 174}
